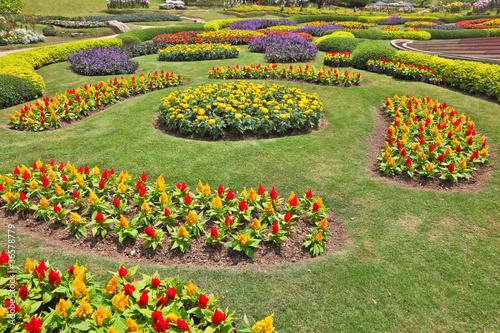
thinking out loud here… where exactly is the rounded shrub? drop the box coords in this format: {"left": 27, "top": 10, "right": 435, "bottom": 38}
{"left": 350, "top": 40, "right": 396, "bottom": 69}
{"left": 120, "top": 35, "right": 141, "bottom": 45}
{"left": 0, "top": 74, "right": 38, "bottom": 109}
{"left": 317, "top": 37, "right": 363, "bottom": 52}
{"left": 42, "top": 25, "right": 57, "bottom": 36}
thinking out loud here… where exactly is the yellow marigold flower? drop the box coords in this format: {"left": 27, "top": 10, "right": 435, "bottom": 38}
{"left": 104, "top": 276, "right": 118, "bottom": 295}
{"left": 263, "top": 202, "right": 274, "bottom": 215}
{"left": 117, "top": 181, "right": 127, "bottom": 194}
{"left": 89, "top": 191, "right": 99, "bottom": 204}
{"left": 252, "top": 313, "right": 275, "bottom": 333}
{"left": 71, "top": 212, "right": 82, "bottom": 225}
{"left": 160, "top": 191, "right": 169, "bottom": 205}
{"left": 39, "top": 196, "right": 50, "bottom": 209}
{"left": 211, "top": 194, "right": 222, "bottom": 209}
{"left": 56, "top": 298, "right": 70, "bottom": 318}
{"left": 4, "top": 176, "right": 14, "bottom": 186}
{"left": 109, "top": 326, "right": 120, "bottom": 333}
{"left": 73, "top": 296, "right": 92, "bottom": 318}
{"left": 166, "top": 313, "right": 178, "bottom": 324}
{"left": 178, "top": 225, "right": 189, "bottom": 238}
{"left": 141, "top": 200, "right": 152, "bottom": 215}
{"left": 235, "top": 113, "right": 242, "bottom": 119}
{"left": 72, "top": 271, "right": 88, "bottom": 298}
{"left": 315, "top": 232, "right": 323, "bottom": 242}
{"left": 481, "top": 148, "right": 488, "bottom": 157}
{"left": 318, "top": 218, "right": 328, "bottom": 230}
{"left": 75, "top": 174, "right": 84, "bottom": 187}
{"left": 30, "top": 179, "right": 38, "bottom": 190}
{"left": 54, "top": 184, "right": 64, "bottom": 196}
{"left": 252, "top": 218, "right": 261, "bottom": 232}
{"left": 186, "top": 280, "right": 198, "bottom": 297}
{"left": 208, "top": 119, "right": 216, "bottom": 125}
{"left": 186, "top": 210, "right": 198, "bottom": 225}
{"left": 112, "top": 293, "right": 129, "bottom": 312}
{"left": 126, "top": 318, "right": 139, "bottom": 332}
{"left": 25, "top": 258, "right": 35, "bottom": 273}
{"left": 248, "top": 188, "right": 257, "bottom": 202}
{"left": 202, "top": 183, "right": 211, "bottom": 197}
{"left": 237, "top": 234, "right": 249, "bottom": 246}
{"left": 197, "top": 180, "right": 204, "bottom": 192}
{"left": 48, "top": 170, "right": 57, "bottom": 181}
{"left": 93, "top": 304, "right": 111, "bottom": 326}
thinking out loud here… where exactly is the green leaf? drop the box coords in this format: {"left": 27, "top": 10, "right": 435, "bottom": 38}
{"left": 42, "top": 292, "right": 52, "bottom": 304}
{"left": 70, "top": 321, "right": 92, "bottom": 331}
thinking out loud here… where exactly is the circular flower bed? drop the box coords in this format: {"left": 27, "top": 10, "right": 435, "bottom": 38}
{"left": 67, "top": 47, "right": 139, "bottom": 76}
{"left": 228, "top": 18, "right": 296, "bottom": 30}
{"left": 248, "top": 34, "right": 318, "bottom": 63}
{"left": 158, "top": 81, "right": 323, "bottom": 139}
{"left": 158, "top": 43, "right": 239, "bottom": 61}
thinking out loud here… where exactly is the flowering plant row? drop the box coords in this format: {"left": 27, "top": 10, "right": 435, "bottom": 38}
{"left": 158, "top": 43, "right": 240, "bottom": 62}
{"left": 0, "top": 253, "right": 276, "bottom": 332}
{"left": 152, "top": 30, "right": 263, "bottom": 46}
{"left": 379, "top": 95, "right": 489, "bottom": 180}
{"left": 0, "top": 160, "right": 331, "bottom": 258}
{"left": 367, "top": 58, "right": 442, "bottom": 83}
{"left": 255, "top": 29, "right": 314, "bottom": 41}
{"left": 0, "top": 28, "right": 45, "bottom": 45}
{"left": 208, "top": 64, "right": 362, "bottom": 87}
{"left": 247, "top": 34, "right": 318, "bottom": 63}
{"left": 266, "top": 25, "right": 298, "bottom": 32}
{"left": 456, "top": 18, "right": 500, "bottom": 29}
{"left": 324, "top": 52, "right": 351, "bottom": 67}
{"left": 8, "top": 71, "right": 182, "bottom": 132}
{"left": 305, "top": 21, "right": 375, "bottom": 30}
{"left": 159, "top": 80, "right": 324, "bottom": 139}
{"left": 38, "top": 19, "right": 107, "bottom": 28}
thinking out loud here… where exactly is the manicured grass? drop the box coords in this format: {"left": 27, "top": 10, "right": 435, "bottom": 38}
{"left": 1, "top": 47, "right": 499, "bottom": 332}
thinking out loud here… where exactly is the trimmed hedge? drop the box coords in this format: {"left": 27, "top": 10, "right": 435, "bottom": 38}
{"left": 421, "top": 28, "right": 490, "bottom": 39}
{"left": 289, "top": 15, "right": 359, "bottom": 24}
{"left": 204, "top": 19, "right": 244, "bottom": 31}
{"left": 358, "top": 16, "right": 389, "bottom": 23}
{"left": 0, "top": 38, "right": 123, "bottom": 95}
{"left": 394, "top": 51, "right": 500, "bottom": 102}
{"left": 317, "top": 37, "right": 363, "bottom": 52}
{"left": 117, "top": 24, "right": 205, "bottom": 42}
{"left": 382, "top": 30, "right": 431, "bottom": 40}
{"left": 440, "top": 14, "right": 500, "bottom": 23}
{"left": 324, "top": 29, "right": 382, "bottom": 39}
{"left": 350, "top": 40, "right": 396, "bottom": 69}
{"left": 489, "top": 28, "right": 500, "bottom": 37}
{"left": 0, "top": 75, "right": 38, "bottom": 109}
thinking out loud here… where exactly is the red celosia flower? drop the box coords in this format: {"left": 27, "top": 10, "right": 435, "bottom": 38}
{"left": 211, "top": 309, "right": 227, "bottom": 325}
{"left": 48, "top": 269, "right": 60, "bottom": 285}
{"left": 118, "top": 265, "right": 127, "bottom": 278}
{"left": 166, "top": 287, "right": 176, "bottom": 300}
{"left": 211, "top": 226, "right": 218, "bottom": 240}
{"left": 164, "top": 208, "right": 171, "bottom": 217}
{"left": 225, "top": 189, "right": 234, "bottom": 200}
{"left": 239, "top": 199, "right": 248, "bottom": 211}
{"left": 0, "top": 250, "right": 9, "bottom": 265}
{"left": 72, "top": 189, "right": 80, "bottom": 199}
{"left": 284, "top": 211, "right": 292, "bottom": 222}
{"left": 38, "top": 260, "right": 47, "bottom": 272}
{"left": 400, "top": 148, "right": 407, "bottom": 157}
{"left": 32, "top": 162, "right": 38, "bottom": 170}
{"left": 152, "top": 310, "right": 163, "bottom": 322}
{"left": 53, "top": 204, "right": 61, "bottom": 213}
{"left": 405, "top": 157, "right": 412, "bottom": 168}
{"left": 99, "top": 179, "right": 106, "bottom": 189}
{"left": 153, "top": 316, "right": 170, "bottom": 332}
{"left": 437, "top": 154, "right": 445, "bottom": 163}
{"left": 78, "top": 166, "right": 83, "bottom": 174}
{"left": 448, "top": 130, "right": 453, "bottom": 139}
{"left": 84, "top": 165, "right": 89, "bottom": 174}
{"left": 397, "top": 140, "right": 403, "bottom": 150}
{"left": 272, "top": 221, "right": 279, "bottom": 234}
{"left": 138, "top": 290, "right": 149, "bottom": 306}
{"left": 184, "top": 194, "right": 192, "bottom": 204}
{"left": 467, "top": 136, "right": 473, "bottom": 145}
{"left": 139, "top": 186, "right": 147, "bottom": 197}
{"left": 429, "top": 143, "right": 435, "bottom": 152}
{"left": 141, "top": 172, "right": 147, "bottom": 182}
{"left": 258, "top": 184, "right": 265, "bottom": 195}
{"left": 62, "top": 175, "right": 68, "bottom": 182}
{"left": 306, "top": 190, "right": 312, "bottom": 199}
{"left": 14, "top": 166, "right": 20, "bottom": 175}
{"left": 270, "top": 186, "right": 277, "bottom": 200}
{"left": 68, "top": 266, "right": 75, "bottom": 274}
{"left": 95, "top": 212, "right": 104, "bottom": 224}
{"left": 156, "top": 296, "right": 168, "bottom": 307}
{"left": 135, "top": 181, "right": 142, "bottom": 191}
{"left": 114, "top": 196, "right": 120, "bottom": 208}
{"left": 123, "top": 284, "right": 136, "bottom": 296}
{"left": 5, "top": 299, "right": 20, "bottom": 312}
{"left": 198, "top": 293, "right": 208, "bottom": 308}
{"left": 312, "top": 202, "right": 319, "bottom": 212}
{"left": 145, "top": 227, "right": 155, "bottom": 239}
{"left": 448, "top": 163, "right": 455, "bottom": 172}
{"left": 176, "top": 182, "right": 186, "bottom": 191}
{"left": 152, "top": 278, "right": 160, "bottom": 289}
{"left": 456, "top": 145, "right": 462, "bottom": 153}
{"left": 0, "top": 185, "right": 5, "bottom": 192}
{"left": 217, "top": 184, "right": 224, "bottom": 195}
{"left": 289, "top": 195, "right": 298, "bottom": 207}
{"left": 388, "top": 137, "right": 394, "bottom": 145}
{"left": 23, "top": 316, "right": 42, "bottom": 333}
{"left": 19, "top": 191, "right": 27, "bottom": 201}
{"left": 42, "top": 175, "right": 49, "bottom": 188}
{"left": 225, "top": 214, "right": 233, "bottom": 227}
{"left": 177, "top": 319, "right": 189, "bottom": 330}
{"left": 19, "top": 285, "right": 29, "bottom": 300}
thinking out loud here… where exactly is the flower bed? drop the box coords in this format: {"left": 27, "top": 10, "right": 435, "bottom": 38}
{"left": 367, "top": 58, "right": 443, "bottom": 83}
{"left": 256, "top": 29, "right": 314, "bottom": 41}
{"left": 38, "top": 19, "right": 107, "bottom": 28}
{"left": 248, "top": 34, "right": 318, "bottom": 63}
{"left": 0, "top": 159, "right": 331, "bottom": 258}
{"left": 158, "top": 43, "right": 240, "bottom": 62}
{"left": 159, "top": 80, "right": 323, "bottom": 139}
{"left": 324, "top": 52, "right": 351, "bottom": 67}
{"left": 8, "top": 71, "right": 182, "bottom": 131}
{"left": 152, "top": 30, "right": 263, "bottom": 46}
{"left": 209, "top": 64, "right": 362, "bottom": 87}
{"left": 67, "top": 48, "right": 139, "bottom": 76}
{"left": 0, "top": 253, "right": 274, "bottom": 332}
{"left": 84, "top": 13, "right": 181, "bottom": 23}
{"left": 305, "top": 21, "right": 376, "bottom": 30}
{"left": 228, "top": 18, "right": 296, "bottom": 30}
{"left": 379, "top": 95, "right": 489, "bottom": 180}
{"left": 267, "top": 25, "right": 299, "bottom": 32}
{"left": 0, "top": 29, "right": 45, "bottom": 45}
{"left": 291, "top": 24, "right": 344, "bottom": 37}
{"left": 456, "top": 18, "right": 500, "bottom": 29}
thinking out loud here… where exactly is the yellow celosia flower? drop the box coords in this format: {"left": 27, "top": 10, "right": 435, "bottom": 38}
{"left": 252, "top": 313, "right": 275, "bottom": 333}
{"left": 479, "top": 135, "right": 485, "bottom": 144}
{"left": 197, "top": 180, "right": 204, "bottom": 192}
{"left": 156, "top": 174, "right": 165, "bottom": 192}
{"left": 317, "top": 218, "right": 328, "bottom": 230}
{"left": 315, "top": 232, "right": 323, "bottom": 242}
{"left": 72, "top": 270, "right": 88, "bottom": 298}
{"left": 460, "top": 160, "right": 467, "bottom": 169}
{"left": 160, "top": 191, "right": 169, "bottom": 205}
{"left": 211, "top": 194, "right": 222, "bottom": 209}
{"left": 315, "top": 197, "right": 323, "bottom": 207}
{"left": 263, "top": 202, "right": 274, "bottom": 215}
{"left": 178, "top": 225, "right": 189, "bottom": 238}
{"left": 55, "top": 184, "right": 64, "bottom": 196}
{"left": 73, "top": 262, "right": 86, "bottom": 277}
{"left": 118, "top": 171, "right": 130, "bottom": 182}
{"left": 75, "top": 174, "right": 84, "bottom": 187}
{"left": 252, "top": 218, "right": 261, "bottom": 232}
{"left": 426, "top": 163, "right": 434, "bottom": 172}
{"left": 56, "top": 299, "right": 70, "bottom": 318}
{"left": 241, "top": 187, "right": 248, "bottom": 197}
{"left": 25, "top": 258, "right": 35, "bottom": 273}
{"left": 39, "top": 196, "right": 50, "bottom": 209}
{"left": 418, "top": 152, "right": 427, "bottom": 161}
{"left": 117, "top": 181, "right": 127, "bottom": 194}
{"left": 387, "top": 156, "right": 395, "bottom": 166}
{"left": 186, "top": 280, "right": 198, "bottom": 297}
{"left": 4, "top": 176, "right": 14, "bottom": 186}
{"left": 248, "top": 188, "right": 257, "bottom": 202}
{"left": 288, "top": 191, "right": 295, "bottom": 202}
{"left": 109, "top": 326, "right": 120, "bottom": 333}
{"left": 4, "top": 192, "right": 14, "bottom": 204}
{"left": 30, "top": 179, "right": 39, "bottom": 190}
{"left": 112, "top": 293, "right": 129, "bottom": 312}
{"left": 104, "top": 276, "right": 118, "bottom": 295}
{"left": 383, "top": 150, "right": 390, "bottom": 159}
{"left": 237, "top": 234, "right": 249, "bottom": 246}
{"left": 166, "top": 313, "right": 178, "bottom": 324}
{"left": 119, "top": 215, "right": 129, "bottom": 229}
{"left": 141, "top": 200, "right": 151, "bottom": 215}
{"left": 70, "top": 212, "right": 82, "bottom": 225}
{"left": 186, "top": 211, "right": 198, "bottom": 225}
{"left": 93, "top": 305, "right": 111, "bottom": 326}
{"left": 126, "top": 318, "right": 139, "bottom": 332}
{"left": 444, "top": 146, "right": 453, "bottom": 157}
{"left": 92, "top": 166, "right": 100, "bottom": 175}
{"left": 73, "top": 296, "right": 92, "bottom": 318}
{"left": 202, "top": 183, "right": 211, "bottom": 197}
{"left": 0, "top": 307, "right": 7, "bottom": 319}
{"left": 48, "top": 170, "right": 57, "bottom": 181}
{"left": 481, "top": 148, "right": 488, "bottom": 157}
{"left": 36, "top": 159, "right": 43, "bottom": 169}
{"left": 88, "top": 191, "right": 99, "bottom": 204}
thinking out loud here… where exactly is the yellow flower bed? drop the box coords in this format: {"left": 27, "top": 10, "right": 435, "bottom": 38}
{"left": 405, "top": 21, "right": 437, "bottom": 26}
{"left": 158, "top": 43, "right": 240, "bottom": 61}
{"left": 196, "top": 30, "right": 264, "bottom": 45}
{"left": 266, "top": 25, "right": 298, "bottom": 31}
{"left": 306, "top": 20, "right": 375, "bottom": 29}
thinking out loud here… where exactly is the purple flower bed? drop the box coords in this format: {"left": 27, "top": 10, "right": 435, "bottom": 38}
{"left": 292, "top": 25, "right": 344, "bottom": 37}
{"left": 248, "top": 35, "right": 317, "bottom": 63}
{"left": 377, "top": 16, "right": 444, "bottom": 25}
{"left": 229, "top": 19, "right": 296, "bottom": 30}
{"left": 66, "top": 47, "right": 139, "bottom": 76}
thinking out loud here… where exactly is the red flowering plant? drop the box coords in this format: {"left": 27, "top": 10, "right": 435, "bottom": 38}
{"left": 206, "top": 225, "right": 224, "bottom": 245}
{"left": 139, "top": 226, "right": 164, "bottom": 250}
{"left": 278, "top": 210, "right": 296, "bottom": 235}
{"left": 304, "top": 196, "right": 328, "bottom": 223}
{"left": 114, "top": 215, "right": 138, "bottom": 244}
{"left": 267, "top": 221, "right": 287, "bottom": 245}
{"left": 87, "top": 211, "right": 115, "bottom": 238}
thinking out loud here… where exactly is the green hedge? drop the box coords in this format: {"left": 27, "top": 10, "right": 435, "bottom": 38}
{"left": 440, "top": 14, "right": 500, "bottom": 23}
{"left": 317, "top": 37, "right": 363, "bottom": 52}
{"left": 204, "top": 19, "right": 244, "bottom": 31}
{"left": 350, "top": 40, "right": 396, "bottom": 69}
{"left": 117, "top": 24, "right": 205, "bottom": 42}
{"left": 289, "top": 15, "right": 359, "bottom": 24}
{"left": 0, "top": 75, "right": 39, "bottom": 109}
{"left": 325, "top": 29, "right": 382, "bottom": 39}
{"left": 421, "top": 28, "right": 490, "bottom": 39}
{"left": 382, "top": 30, "right": 431, "bottom": 40}
{"left": 358, "top": 16, "right": 388, "bottom": 23}
{"left": 488, "top": 28, "right": 500, "bottom": 37}
{"left": 394, "top": 51, "right": 500, "bottom": 102}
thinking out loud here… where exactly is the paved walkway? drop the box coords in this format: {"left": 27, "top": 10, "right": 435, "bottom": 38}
{"left": 392, "top": 37, "right": 500, "bottom": 64}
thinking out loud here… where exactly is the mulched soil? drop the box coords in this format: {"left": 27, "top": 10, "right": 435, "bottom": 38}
{"left": 0, "top": 203, "right": 344, "bottom": 269}
{"left": 367, "top": 105, "right": 493, "bottom": 192}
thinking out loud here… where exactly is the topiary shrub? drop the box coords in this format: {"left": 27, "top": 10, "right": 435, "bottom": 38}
{"left": 324, "top": 29, "right": 382, "bottom": 39}
{"left": 42, "top": 25, "right": 57, "bottom": 36}
{"left": 315, "top": 32, "right": 355, "bottom": 45}
{"left": 488, "top": 28, "right": 500, "bottom": 37}
{"left": 317, "top": 37, "right": 363, "bottom": 52}
{"left": 350, "top": 40, "right": 396, "bottom": 69}
{"left": 120, "top": 35, "right": 141, "bottom": 45}
{"left": 0, "top": 74, "right": 38, "bottom": 109}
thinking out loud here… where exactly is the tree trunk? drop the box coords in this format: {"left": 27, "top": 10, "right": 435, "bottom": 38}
{"left": 185, "top": 0, "right": 189, "bottom": 7}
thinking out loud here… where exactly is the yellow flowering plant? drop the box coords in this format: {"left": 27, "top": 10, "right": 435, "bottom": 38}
{"left": 65, "top": 212, "right": 87, "bottom": 240}
{"left": 184, "top": 210, "right": 207, "bottom": 238}
{"left": 158, "top": 43, "right": 240, "bottom": 62}
{"left": 170, "top": 225, "right": 192, "bottom": 253}
{"left": 130, "top": 199, "right": 156, "bottom": 228}
{"left": 114, "top": 215, "right": 138, "bottom": 244}
{"left": 31, "top": 196, "right": 52, "bottom": 221}
{"left": 240, "top": 313, "right": 276, "bottom": 333}
{"left": 225, "top": 231, "right": 260, "bottom": 259}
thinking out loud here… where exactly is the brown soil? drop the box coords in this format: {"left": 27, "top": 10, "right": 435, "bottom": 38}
{"left": 367, "top": 105, "right": 493, "bottom": 192}
{"left": 151, "top": 113, "right": 329, "bottom": 142}
{"left": 0, "top": 205, "right": 344, "bottom": 269}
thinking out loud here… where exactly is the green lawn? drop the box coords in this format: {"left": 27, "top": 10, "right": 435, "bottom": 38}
{"left": 0, "top": 45, "right": 499, "bottom": 331}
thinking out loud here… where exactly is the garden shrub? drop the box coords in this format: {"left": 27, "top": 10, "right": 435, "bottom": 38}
{"left": 289, "top": 15, "right": 359, "bottom": 24}
{"left": 421, "top": 29, "right": 490, "bottom": 39}
{"left": 120, "top": 35, "right": 141, "bottom": 45}
{"left": 394, "top": 51, "right": 500, "bottom": 102}
{"left": 84, "top": 13, "right": 181, "bottom": 22}
{"left": 67, "top": 48, "right": 139, "bottom": 76}
{"left": 292, "top": 24, "right": 344, "bottom": 37}
{"left": 317, "top": 37, "right": 363, "bottom": 52}
{"left": 117, "top": 24, "right": 205, "bottom": 42}
{"left": 324, "top": 29, "right": 382, "bottom": 39}
{"left": 204, "top": 19, "right": 243, "bottom": 31}
{"left": 488, "top": 28, "right": 500, "bottom": 37}
{"left": 358, "top": 16, "right": 389, "bottom": 23}
{"left": 0, "top": 75, "right": 38, "bottom": 109}
{"left": 120, "top": 42, "right": 161, "bottom": 57}
{"left": 314, "top": 32, "right": 354, "bottom": 45}
{"left": 42, "top": 25, "right": 57, "bottom": 36}
{"left": 350, "top": 40, "right": 396, "bottom": 69}
{"left": 381, "top": 30, "right": 431, "bottom": 40}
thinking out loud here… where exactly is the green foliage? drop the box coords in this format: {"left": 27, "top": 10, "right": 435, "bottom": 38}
{"left": 317, "top": 37, "right": 363, "bottom": 52}
{"left": 488, "top": 28, "right": 500, "bottom": 37}
{"left": 204, "top": 18, "right": 243, "bottom": 31}
{"left": 0, "top": 75, "right": 38, "bottom": 109}
{"left": 117, "top": 24, "right": 205, "bottom": 42}
{"left": 350, "top": 40, "right": 396, "bottom": 69}
{"left": 0, "top": 0, "right": 23, "bottom": 13}
{"left": 315, "top": 32, "right": 355, "bottom": 45}
{"left": 120, "top": 35, "right": 141, "bottom": 45}
{"left": 347, "top": 0, "right": 371, "bottom": 7}
{"left": 440, "top": 14, "right": 500, "bottom": 23}
{"left": 289, "top": 15, "right": 359, "bottom": 24}
{"left": 421, "top": 28, "right": 490, "bottom": 39}
{"left": 324, "top": 29, "right": 383, "bottom": 39}
{"left": 42, "top": 25, "right": 57, "bottom": 36}
{"left": 357, "top": 16, "right": 389, "bottom": 23}
{"left": 381, "top": 30, "right": 431, "bottom": 40}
